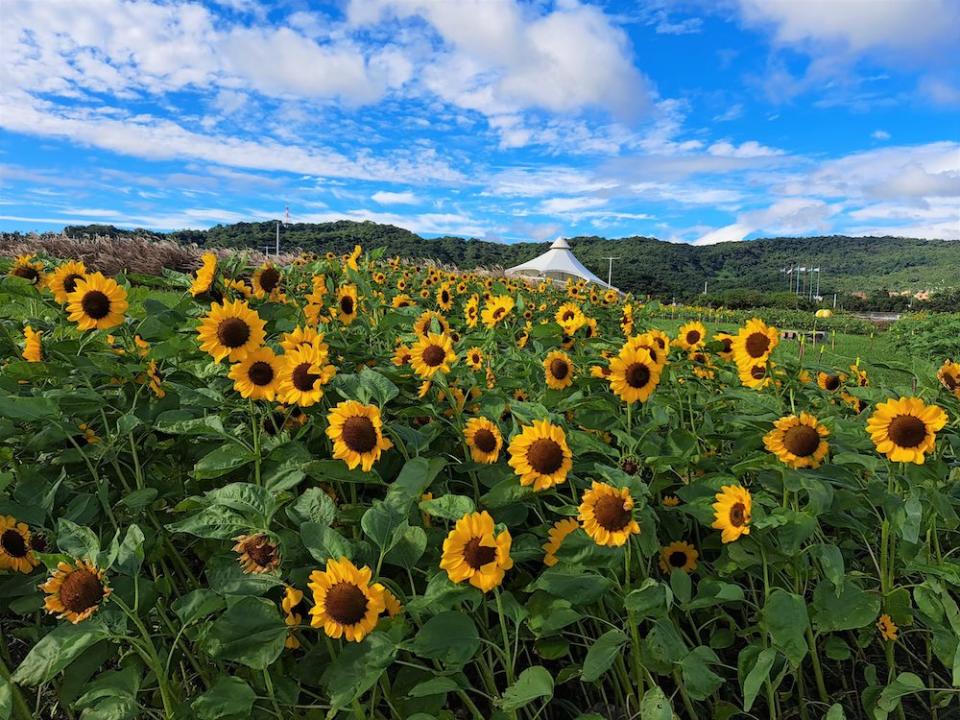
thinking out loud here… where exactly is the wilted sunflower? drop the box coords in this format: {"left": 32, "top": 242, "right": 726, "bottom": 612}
{"left": 8, "top": 255, "right": 44, "bottom": 285}
{"left": 877, "top": 614, "right": 898, "bottom": 641}
{"left": 47, "top": 260, "right": 87, "bottom": 303}
{"left": 252, "top": 263, "right": 283, "bottom": 298}
{"left": 465, "top": 347, "right": 484, "bottom": 370}
{"left": 336, "top": 285, "right": 359, "bottom": 325}
{"left": 507, "top": 420, "right": 573, "bottom": 491}
{"left": 763, "top": 412, "right": 830, "bottom": 469}
{"left": 542, "top": 518, "right": 580, "bottom": 567}
{"left": 543, "top": 350, "right": 575, "bottom": 390}
{"left": 308, "top": 557, "right": 385, "bottom": 642}
{"left": 326, "top": 400, "right": 393, "bottom": 471}
{"left": 674, "top": 321, "right": 707, "bottom": 352}
{"left": 436, "top": 282, "right": 454, "bottom": 310}
{"left": 22, "top": 325, "right": 42, "bottom": 362}
{"left": 711, "top": 485, "right": 752, "bottom": 543}
{"left": 410, "top": 332, "right": 456, "bottom": 379}
{"left": 578, "top": 482, "right": 641, "bottom": 547}
{"left": 228, "top": 347, "right": 282, "bottom": 401}
{"left": 866, "top": 396, "right": 948, "bottom": 464}
{"left": 197, "top": 299, "right": 266, "bottom": 363}
{"left": 66, "top": 272, "right": 129, "bottom": 331}
{"left": 817, "top": 371, "right": 845, "bottom": 392}
{"left": 41, "top": 560, "right": 111, "bottom": 623}
{"left": 190, "top": 252, "right": 218, "bottom": 297}
{"left": 937, "top": 360, "right": 960, "bottom": 399}
{"left": 278, "top": 346, "right": 336, "bottom": 407}
{"left": 732, "top": 318, "right": 779, "bottom": 367}
{"left": 414, "top": 310, "right": 450, "bottom": 337}
{"left": 713, "top": 332, "right": 735, "bottom": 361}
{"left": 608, "top": 346, "right": 662, "bottom": 403}
{"left": 0, "top": 516, "right": 39, "bottom": 573}
{"left": 464, "top": 417, "right": 503, "bottom": 463}
{"left": 555, "top": 302, "right": 585, "bottom": 333}
{"left": 481, "top": 295, "right": 515, "bottom": 328}
{"left": 439, "top": 511, "right": 513, "bottom": 592}
{"left": 233, "top": 533, "right": 281, "bottom": 574}
{"left": 659, "top": 541, "right": 698, "bottom": 574}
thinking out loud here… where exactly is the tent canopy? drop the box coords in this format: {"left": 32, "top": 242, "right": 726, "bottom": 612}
{"left": 505, "top": 237, "right": 615, "bottom": 289}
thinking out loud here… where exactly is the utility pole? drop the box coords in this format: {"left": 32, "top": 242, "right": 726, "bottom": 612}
{"left": 703, "top": 280, "right": 708, "bottom": 295}
{"left": 275, "top": 205, "right": 290, "bottom": 256}
{"left": 602, "top": 257, "right": 620, "bottom": 287}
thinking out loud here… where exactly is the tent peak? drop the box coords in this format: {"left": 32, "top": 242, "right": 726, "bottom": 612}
{"left": 549, "top": 237, "right": 570, "bottom": 250}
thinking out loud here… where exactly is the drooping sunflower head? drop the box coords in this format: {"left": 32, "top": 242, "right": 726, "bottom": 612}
{"left": 439, "top": 511, "right": 513, "bottom": 592}
{"left": 190, "top": 252, "right": 219, "bottom": 297}
{"left": 866, "top": 396, "right": 948, "bottom": 464}
{"left": 675, "top": 321, "right": 707, "bottom": 352}
{"left": 47, "top": 260, "right": 87, "bottom": 303}
{"left": 0, "top": 516, "right": 39, "bottom": 574}
{"left": 608, "top": 345, "right": 662, "bottom": 404}
{"left": 543, "top": 350, "right": 575, "bottom": 390}
{"left": 308, "top": 557, "right": 385, "bottom": 642}
{"left": 228, "top": 346, "right": 282, "bottom": 401}
{"left": 410, "top": 332, "right": 456, "bottom": 379}
{"left": 711, "top": 485, "right": 752, "bottom": 543}
{"left": 817, "top": 371, "right": 845, "bottom": 392}
{"left": 937, "top": 360, "right": 960, "bottom": 399}
{"left": 658, "top": 541, "right": 699, "bottom": 574}
{"left": 464, "top": 417, "right": 503, "bottom": 464}
{"left": 197, "top": 299, "right": 266, "bottom": 363}
{"left": 326, "top": 400, "right": 393, "bottom": 472}
{"left": 542, "top": 517, "right": 580, "bottom": 567}
{"left": 233, "top": 533, "right": 281, "bottom": 574}
{"left": 22, "top": 325, "right": 42, "bottom": 363}
{"left": 713, "top": 332, "right": 735, "bottom": 361}
{"left": 252, "top": 263, "right": 283, "bottom": 298}
{"left": 733, "top": 318, "right": 779, "bottom": 367}
{"left": 146, "top": 360, "right": 165, "bottom": 398}
{"left": 763, "top": 412, "right": 830, "bottom": 469}
{"left": 507, "top": 419, "right": 573, "bottom": 491}
{"left": 41, "top": 560, "right": 111, "bottom": 623}
{"left": 278, "top": 345, "right": 336, "bottom": 407}
{"left": 9, "top": 255, "right": 45, "bottom": 286}
{"left": 66, "top": 272, "right": 129, "bottom": 332}
{"left": 578, "top": 481, "right": 641, "bottom": 547}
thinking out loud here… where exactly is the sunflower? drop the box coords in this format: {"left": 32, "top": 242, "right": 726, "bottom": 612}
{"left": 465, "top": 347, "right": 484, "bottom": 370}
{"left": 439, "top": 511, "right": 513, "bottom": 592}
{"left": 196, "top": 299, "right": 266, "bottom": 363}
{"left": 232, "top": 533, "right": 281, "bottom": 574}
{"left": 578, "top": 482, "right": 641, "bottom": 547}
{"left": 436, "top": 282, "right": 454, "bottom": 311}
{"left": 542, "top": 518, "right": 580, "bottom": 567}
{"left": 225, "top": 278, "right": 252, "bottom": 298}
{"left": 711, "top": 485, "right": 752, "bottom": 543}
{"left": 739, "top": 362, "right": 773, "bottom": 390}
{"left": 392, "top": 294, "right": 415, "bottom": 309}
{"left": 877, "top": 614, "right": 898, "bottom": 642}
{"left": 620, "top": 304, "right": 634, "bottom": 336}
{"left": 308, "top": 557, "right": 385, "bottom": 642}
{"left": 414, "top": 310, "right": 450, "bottom": 338}
{"left": 817, "top": 371, "right": 846, "bottom": 392}
{"left": 76, "top": 423, "right": 100, "bottom": 446}
{"left": 66, "top": 272, "right": 128, "bottom": 331}
{"left": 0, "top": 516, "right": 39, "bottom": 573}
{"left": 543, "top": 350, "right": 575, "bottom": 390}
{"left": 507, "top": 420, "right": 573, "bottom": 491}
{"left": 662, "top": 495, "right": 680, "bottom": 507}
{"left": 190, "top": 252, "right": 218, "bottom": 297}
{"left": 381, "top": 586, "right": 403, "bottom": 617}
{"left": 278, "top": 346, "right": 336, "bottom": 407}
{"left": 732, "top": 318, "right": 779, "bottom": 367}
{"left": 464, "top": 417, "right": 503, "bottom": 464}
{"left": 674, "top": 321, "right": 707, "bottom": 352}
{"left": 326, "top": 401, "right": 393, "bottom": 471}
{"left": 555, "top": 302, "right": 585, "bottom": 334}
{"left": 146, "top": 360, "right": 165, "bottom": 398}
{"left": 22, "top": 325, "right": 42, "bottom": 362}
{"left": 392, "top": 344, "right": 412, "bottom": 367}
{"left": 280, "top": 326, "right": 328, "bottom": 356}
{"left": 345, "top": 244, "right": 363, "bottom": 272}
{"left": 659, "top": 541, "right": 699, "bottom": 574}
{"left": 228, "top": 347, "right": 282, "bottom": 401}
{"left": 763, "top": 412, "right": 830, "bottom": 469}
{"left": 481, "top": 295, "right": 515, "bottom": 328}
{"left": 464, "top": 295, "right": 480, "bottom": 328}
{"left": 689, "top": 350, "right": 715, "bottom": 379}
{"left": 8, "top": 255, "right": 44, "bottom": 285}
{"left": 47, "top": 260, "right": 87, "bottom": 303}
{"left": 608, "top": 346, "right": 662, "bottom": 404}
{"left": 336, "top": 285, "right": 359, "bottom": 325}
{"left": 937, "top": 360, "right": 960, "bottom": 399}
{"left": 624, "top": 333, "right": 666, "bottom": 368}
{"left": 866, "top": 396, "right": 948, "bottom": 464}
{"left": 410, "top": 332, "right": 456, "bottom": 380}
{"left": 41, "top": 560, "right": 111, "bottom": 623}
{"left": 713, "top": 332, "right": 735, "bottom": 361}
{"left": 252, "top": 263, "right": 283, "bottom": 298}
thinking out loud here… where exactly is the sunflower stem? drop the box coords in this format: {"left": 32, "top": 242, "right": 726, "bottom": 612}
{"left": 250, "top": 398, "right": 262, "bottom": 486}
{"left": 493, "top": 587, "right": 517, "bottom": 719}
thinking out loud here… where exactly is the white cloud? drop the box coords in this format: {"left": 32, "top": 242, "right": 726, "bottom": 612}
{"left": 871, "top": 129, "right": 891, "bottom": 141}
{"left": 538, "top": 196, "right": 608, "bottom": 214}
{"left": 693, "top": 223, "right": 751, "bottom": 245}
{"left": 919, "top": 77, "right": 960, "bottom": 106}
{"left": 713, "top": 104, "right": 744, "bottom": 122}
{"left": 694, "top": 198, "right": 838, "bottom": 245}
{"left": 371, "top": 190, "right": 420, "bottom": 205}
{"left": 708, "top": 140, "right": 784, "bottom": 158}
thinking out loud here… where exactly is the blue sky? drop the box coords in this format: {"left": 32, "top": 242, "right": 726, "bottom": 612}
{"left": 1, "top": 0, "right": 958, "bottom": 244}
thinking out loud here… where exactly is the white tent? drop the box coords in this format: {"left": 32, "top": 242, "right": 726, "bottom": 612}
{"left": 505, "top": 237, "right": 616, "bottom": 289}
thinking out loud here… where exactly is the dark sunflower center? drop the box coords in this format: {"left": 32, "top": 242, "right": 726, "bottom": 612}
{"left": 216, "top": 317, "right": 251, "bottom": 348}
{"left": 471, "top": 353, "right": 480, "bottom": 364}
{"left": 692, "top": 353, "right": 707, "bottom": 364}
{"left": 783, "top": 425, "right": 820, "bottom": 457}
{"left": 473, "top": 428, "right": 498, "bottom": 454}
{"left": 720, "top": 337, "right": 732, "bottom": 352}
{"left": 669, "top": 551, "right": 687, "bottom": 568}
{"left": 243, "top": 536, "right": 277, "bottom": 567}
{"left": 594, "top": 494, "right": 632, "bottom": 532}
{"left": 824, "top": 374, "right": 841, "bottom": 391}
{"left": 625, "top": 362, "right": 651, "bottom": 388}
{"left": 729, "top": 503, "right": 746, "bottom": 527}
{"left": 550, "top": 359, "right": 569, "bottom": 380}
{"left": 63, "top": 273, "right": 83, "bottom": 293}
{"left": 59, "top": 569, "right": 103, "bottom": 613}
{"left": 342, "top": 416, "right": 378, "bottom": 453}
{"left": 942, "top": 372, "right": 958, "bottom": 390}
{"left": 685, "top": 330, "right": 701, "bottom": 345}
{"left": 292, "top": 363, "right": 319, "bottom": 392}
{"left": 750, "top": 365, "right": 766, "bottom": 380}
{"left": 441, "top": 291, "right": 450, "bottom": 303}
{"left": 462, "top": 537, "right": 497, "bottom": 570}
{"left": 1, "top": 529, "right": 28, "bottom": 558}
{"left": 562, "top": 310, "right": 575, "bottom": 321}
{"left": 745, "top": 332, "right": 770, "bottom": 358}
{"left": 258, "top": 268, "right": 280, "bottom": 292}
{"left": 340, "top": 296, "right": 355, "bottom": 314}
{"left": 527, "top": 438, "right": 564, "bottom": 475}
{"left": 325, "top": 582, "right": 368, "bottom": 625}
{"left": 13, "top": 266, "right": 39, "bottom": 283}
{"left": 887, "top": 415, "right": 927, "bottom": 448}
{"left": 492, "top": 307, "right": 505, "bottom": 320}
{"left": 422, "top": 344, "right": 446, "bottom": 367}
{"left": 247, "top": 361, "right": 275, "bottom": 386}
{"left": 81, "top": 290, "right": 111, "bottom": 319}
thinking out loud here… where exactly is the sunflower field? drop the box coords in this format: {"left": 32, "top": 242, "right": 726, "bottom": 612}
{"left": 1, "top": 248, "right": 959, "bottom": 720}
